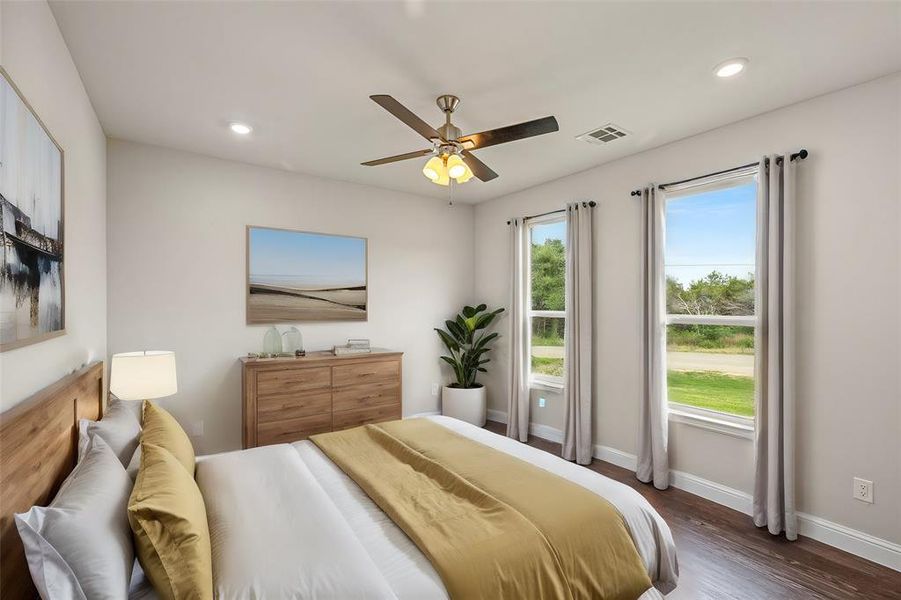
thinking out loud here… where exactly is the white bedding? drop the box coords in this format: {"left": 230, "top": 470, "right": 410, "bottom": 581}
{"left": 195, "top": 416, "right": 678, "bottom": 599}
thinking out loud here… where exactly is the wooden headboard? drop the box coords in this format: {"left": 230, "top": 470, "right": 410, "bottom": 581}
{"left": 0, "top": 361, "right": 104, "bottom": 599}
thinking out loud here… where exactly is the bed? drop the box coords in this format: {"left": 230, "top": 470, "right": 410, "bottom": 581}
{"left": 196, "top": 416, "right": 677, "bottom": 599}
{"left": 2, "top": 363, "right": 678, "bottom": 599}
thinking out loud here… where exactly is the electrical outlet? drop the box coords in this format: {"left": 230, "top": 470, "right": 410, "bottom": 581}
{"left": 853, "top": 477, "right": 873, "bottom": 504}
{"left": 190, "top": 421, "right": 204, "bottom": 437}
{"left": 431, "top": 383, "right": 440, "bottom": 397}
{"left": 538, "top": 397, "right": 546, "bottom": 408}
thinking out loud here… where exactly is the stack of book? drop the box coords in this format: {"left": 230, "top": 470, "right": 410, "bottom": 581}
{"left": 334, "top": 338, "right": 371, "bottom": 356}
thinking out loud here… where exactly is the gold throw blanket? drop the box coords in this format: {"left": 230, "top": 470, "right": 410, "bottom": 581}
{"left": 311, "top": 419, "right": 651, "bottom": 600}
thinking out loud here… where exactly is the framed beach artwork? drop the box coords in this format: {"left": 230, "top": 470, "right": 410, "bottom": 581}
{"left": 0, "top": 68, "right": 65, "bottom": 352}
{"left": 246, "top": 226, "right": 367, "bottom": 323}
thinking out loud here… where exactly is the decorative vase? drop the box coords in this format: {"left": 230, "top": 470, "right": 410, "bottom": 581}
{"left": 263, "top": 326, "right": 282, "bottom": 354}
{"left": 441, "top": 385, "right": 487, "bottom": 427}
{"left": 282, "top": 327, "right": 303, "bottom": 354}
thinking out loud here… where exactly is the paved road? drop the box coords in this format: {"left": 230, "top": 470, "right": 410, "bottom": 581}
{"left": 532, "top": 346, "right": 753, "bottom": 377}
{"left": 666, "top": 352, "right": 753, "bottom": 376}
{"left": 532, "top": 345, "right": 565, "bottom": 359}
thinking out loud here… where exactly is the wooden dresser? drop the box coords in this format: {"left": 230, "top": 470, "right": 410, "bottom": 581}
{"left": 241, "top": 350, "right": 403, "bottom": 448}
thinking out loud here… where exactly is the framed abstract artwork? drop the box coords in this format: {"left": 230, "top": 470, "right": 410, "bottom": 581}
{"left": 0, "top": 68, "right": 65, "bottom": 352}
{"left": 246, "top": 226, "right": 367, "bottom": 323}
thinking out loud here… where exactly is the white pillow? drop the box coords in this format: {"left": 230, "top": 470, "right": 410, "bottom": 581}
{"left": 15, "top": 435, "right": 134, "bottom": 600}
{"left": 78, "top": 397, "right": 142, "bottom": 466}
{"left": 126, "top": 445, "right": 142, "bottom": 481}
{"left": 111, "top": 395, "right": 144, "bottom": 425}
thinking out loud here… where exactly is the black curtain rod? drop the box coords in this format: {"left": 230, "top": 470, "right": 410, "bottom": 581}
{"left": 630, "top": 149, "right": 808, "bottom": 197}
{"left": 506, "top": 201, "right": 596, "bottom": 225}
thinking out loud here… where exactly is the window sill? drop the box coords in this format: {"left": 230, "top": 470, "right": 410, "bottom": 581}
{"left": 668, "top": 405, "right": 754, "bottom": 440}
{"left": 529, "top": 378, "right": 564, "bottom": 392}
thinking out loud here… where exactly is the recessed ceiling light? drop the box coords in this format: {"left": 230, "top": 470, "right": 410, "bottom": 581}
{"left": 229, "top": 122, "right": 252, "bottom": 135}
{"left": 714, "top": 58, "right": 748, "bottom": 78}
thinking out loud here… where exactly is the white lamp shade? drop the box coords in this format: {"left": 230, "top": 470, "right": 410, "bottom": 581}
{"left": 110, "top": 351, "right": 178, "bottom": 400}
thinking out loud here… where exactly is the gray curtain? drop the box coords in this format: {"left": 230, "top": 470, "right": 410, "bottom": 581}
{"left": 562, "top": 202, "right": 594, "bottom": 465}
{"left": 753, "top": 155, "right": 798, "bottom": 540}
{"left": 506, "top": 217, "right": 530, "bottom": 442}
{"left": 637, "top": 186, "right": 670, "bottom": 490}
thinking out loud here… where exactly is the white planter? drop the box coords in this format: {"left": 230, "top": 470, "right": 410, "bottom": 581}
{"left": 441, "top": 385, "right": 487, "bottom": 427}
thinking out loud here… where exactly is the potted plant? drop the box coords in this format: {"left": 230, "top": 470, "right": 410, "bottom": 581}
{"left": 435, "top": 304, "right": 505, "bottom": 426}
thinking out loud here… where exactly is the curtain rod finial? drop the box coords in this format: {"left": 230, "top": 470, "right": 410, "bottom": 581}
{"left": 631, "top": 190, "right": 642, "bottom": 197}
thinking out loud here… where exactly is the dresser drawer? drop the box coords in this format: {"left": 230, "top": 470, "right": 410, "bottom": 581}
{"left": 333, "top": 381, "right": 400, "bottom": 412}
{"left": 256, "top": 366, "right": 331, "bottom": 398}
{"left": 257, "top": 413, "right": 332, "bottom": 446}
{"left": 333, "top": 360, "right": 399, "bottom": 388}
{"left": 332, "top": 402, "right": 401, "bottom": 430}
{"left": 258, "top": 391, "right": 331, "bottom": 425}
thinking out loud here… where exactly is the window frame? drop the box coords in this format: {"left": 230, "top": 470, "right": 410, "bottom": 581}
{"left": 661, "top": 167, "right": 759, "bottom": 433}
{"left": 525, "top": 214, "right": 566, "bottom": 390}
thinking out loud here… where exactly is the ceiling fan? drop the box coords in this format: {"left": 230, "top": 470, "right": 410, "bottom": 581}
{"left": 361, "top": 94, "right": 559, "bottom": 185}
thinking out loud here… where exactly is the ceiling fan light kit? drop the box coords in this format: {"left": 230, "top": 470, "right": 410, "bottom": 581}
{"left": 362, "top": 93, "right": 559, "bottom": 185}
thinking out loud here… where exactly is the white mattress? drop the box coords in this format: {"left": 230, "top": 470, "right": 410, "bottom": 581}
{"left": 195, "top": 416, "right": 678, "bottom": 599}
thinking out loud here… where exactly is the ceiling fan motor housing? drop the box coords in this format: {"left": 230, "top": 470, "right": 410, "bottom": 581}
{"left": 436, "top": 95, "right": 463, "bottom": 143}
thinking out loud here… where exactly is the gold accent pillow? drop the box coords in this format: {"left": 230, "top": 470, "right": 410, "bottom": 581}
{"left": 128, "top": 442, "right": 213, "bottom": 600}
{"left": 142, "top": 401, "right": 195, "bottom": 475}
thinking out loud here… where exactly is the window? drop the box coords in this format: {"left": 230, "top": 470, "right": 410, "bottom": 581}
{"left": 663, "top": 169, "right": 757, "bottom": 427}
{"left": 527, "top": 216, "right": 566, "bottom": 387}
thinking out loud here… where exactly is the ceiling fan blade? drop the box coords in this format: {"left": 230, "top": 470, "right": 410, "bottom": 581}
{"left": 370, "top": 95, "right": 443, "bottom": 142}
{"left": 457, "top": 116, "right": 559, "bottom": 151}
{"left": 461, "top": 151, "right": 498, "bottom": 182}
{"left": 361, "top": 149, "right": 433, "bottom": 166}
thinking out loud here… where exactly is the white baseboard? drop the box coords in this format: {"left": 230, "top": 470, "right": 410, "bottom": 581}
{"left": 593, "top": 444, "right": 638, "bottom": 470}
{"left": 487, "top": 409, "right": 564, "bottom": 443}
{"left": 797, "top": 512, "right": 901, "bottom": 571}
{"left": 669, "top": 470, "right": 754, "bottom": 516}
{"left": 487, "top": 408, "right": 507, "bottom": 423}
{"left": 485, "top": 409, "right": 901, "bottom": 572}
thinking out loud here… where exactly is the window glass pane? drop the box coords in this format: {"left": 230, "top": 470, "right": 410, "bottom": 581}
{"left": 666, "top": 324, "right": 755, "bottom": 417}
{"left": 531, "top": 316, "right": 564, "bottom": 379}
{"left": 665, "top": 181, "right": 756, "bottom": 315}
{"left": 530, "top": 221, "right": 565, "bottom": 311}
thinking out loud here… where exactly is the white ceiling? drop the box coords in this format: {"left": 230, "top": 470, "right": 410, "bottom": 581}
{"left": 50, "top": 1, "right": 901, "bottom": 203}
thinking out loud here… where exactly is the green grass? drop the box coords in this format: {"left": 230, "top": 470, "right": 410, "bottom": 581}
{"left": 667, "top": 324, "right": 754, "bottom": 355}
{"left": 532, "top": 334, "right": 564, "bottom": 347}
{"left": 667, "top": 370, "right": 755, "bottom": 417}
{"left": 532, "top": 356, "right": 564, "bottom": 377}
{"left": 667, "top": 344, "right": 754, "bottom": 355}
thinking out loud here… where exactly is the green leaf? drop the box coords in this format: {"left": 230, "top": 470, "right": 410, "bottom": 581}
{"left": 446, "top": 320, "right": 467, "bottom": 342}
{"left": 435, "top": 329, "right": 459, "bottom": 352}
{"left": 462, "top": 306, "right": 476, "bottom": 318}
{"left": 474, "top": 312, "right": 498, "bottom": 330}
{"left": 472, "top": 331, "right": 499, "bottom": 351}
{"left": 475, "top": 303, "right": 487, "bottom": 313}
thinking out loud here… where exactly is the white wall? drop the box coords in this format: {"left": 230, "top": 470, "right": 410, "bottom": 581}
{"left": 107, "top": 139, "right": 474, "bottom": 453}
{"left": 0, "top": 1, "right": 107, "bottom": 410}
{"left": 475, "top": 74, "right": 900, "bottom": 544}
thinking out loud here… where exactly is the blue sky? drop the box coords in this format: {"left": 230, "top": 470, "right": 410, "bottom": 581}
{"left": 249, "top": 228, "right": 365, "bottom": 288}
{"left": 531, "top": 220, "right": 566, "bottom": 245}
{"left": 665, "top": 181, "right": 756, "bottom": 285}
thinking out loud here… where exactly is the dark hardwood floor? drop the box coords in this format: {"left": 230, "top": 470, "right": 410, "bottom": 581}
{"left": 483, "top": 421, "right": 901, "bottom": 600}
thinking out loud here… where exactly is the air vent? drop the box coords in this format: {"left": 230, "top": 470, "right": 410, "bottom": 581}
{"left": 576, "top": 123, "right": 630, "bottom": 145}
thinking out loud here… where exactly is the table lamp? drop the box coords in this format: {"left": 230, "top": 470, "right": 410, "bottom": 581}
{"left": 109, "top": 351, "right": 178, "bottom": 401}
